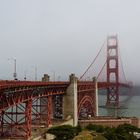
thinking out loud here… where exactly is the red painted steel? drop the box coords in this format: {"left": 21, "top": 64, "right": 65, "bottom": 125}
{"left": 106, "top": 36, "right": 119, "bottom": 106}
{"left": 32, "top": 98, "right": 41, "bottom": 125}
{"left": 0, "top": 102, "right": 32, "bottom": 139}
{"left": 0, "top": 79, "right": 130, "bottom": 139}
{"left": 78, "top": 81, "right": 97, "bottom": 119}
{"left": 0, "top": 81, "right": 68, "bottom": 139}
{"left": 25, "top": 100, "right": 32, "bottom": 138}
{"left": 47, "top": 96, "right": 52, "bottom": 127}
{"left": 0, "top": 82, "right": 68, "bottom": 111}
{"left": 78, "top": 94, "right": 96, "bottom": 118}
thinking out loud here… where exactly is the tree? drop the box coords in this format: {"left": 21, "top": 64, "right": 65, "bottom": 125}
{"left": 103, "top": 124, "right": 137, "bottom": 140}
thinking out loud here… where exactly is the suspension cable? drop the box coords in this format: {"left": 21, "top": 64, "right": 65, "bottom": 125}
{"left": 96, "top": 61, "right": 106, "bottom": 81}
{"left": 79, "top": 41, "right": 106, "bottom": 80}
{"left": 96, "top": 49, "right": 112, "bottom": 81}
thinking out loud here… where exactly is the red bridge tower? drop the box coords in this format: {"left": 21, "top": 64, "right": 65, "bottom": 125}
{"left": 106, "top": 36, "right": 119, "bottom": 107}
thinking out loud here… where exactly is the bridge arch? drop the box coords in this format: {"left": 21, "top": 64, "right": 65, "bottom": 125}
{"left": 78, "top": 95, "right": 95, "bottom": 119}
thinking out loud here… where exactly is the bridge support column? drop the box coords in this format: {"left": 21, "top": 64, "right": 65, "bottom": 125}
{"left": 92, "top": 77, "right": 99, "bottom": 117}
{"left": 63, "top": 74, "right": 78, "bottom": 126}
{"left": 42, "top": 74, "right": 50, "bottom": 82}
{"left": 0, "top": 101, "right": 32, "bottom": 139}
{"left": 46, "top": 96, "right": 52, "bottom": 127}
{"left": 25, "top": 99, "right": 32, "bottom": 138}
{"left": 40, "top": 74, "right": 53, "bottom": 127}
{"left": 40, "top": 95, "right": 53, "bottom": 127}
{"left": 0, "top": 110, "right": 4, "bottom": 137}
{"left": 106, "top": 36, "right": 119, "bottom": 107}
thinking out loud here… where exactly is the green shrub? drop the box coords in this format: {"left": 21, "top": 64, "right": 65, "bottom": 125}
{"left": 75, "top": 124, "right": 82, "bottom": 135}
{"left": 85, "top": 123, "right": 138, "bottom": 140}
{"left": 116, "top": 124, "right": 138, "bottom": 134}
{"left": 47, "top": 124, "right": 82, "bottom": 140}
{"left": 86, "top": 124, "right": 105, "bottom": 133}
{"left": 86, "top": 124, "right": 98, "bottom": 131}
{"left": 103, "top": 124, "right": 138, "bottom": 140}
{"left": 96, "top": 125, "right": 105, "bottom": 133}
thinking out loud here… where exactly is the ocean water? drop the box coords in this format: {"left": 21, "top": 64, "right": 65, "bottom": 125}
{"left": 98, "top": 86, "right": 140, "bottom": 118}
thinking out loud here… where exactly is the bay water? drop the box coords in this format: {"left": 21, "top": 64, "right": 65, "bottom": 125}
{"left": 98, "top": 86, "right": 140, "bottom": 118}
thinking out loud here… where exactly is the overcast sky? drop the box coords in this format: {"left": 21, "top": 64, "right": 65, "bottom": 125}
{"left": 0, "top": 0, "right": 140, "bottom": 85}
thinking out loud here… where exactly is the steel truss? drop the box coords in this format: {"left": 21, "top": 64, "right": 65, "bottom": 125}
{"left": 0, "top": 100, "right": 32, "bottom": 139}
{"left": 78, "top": 91, "right": 96, "bottom": 119}
{"left": 0, "top": 84, "right": 66, "bottom": 139}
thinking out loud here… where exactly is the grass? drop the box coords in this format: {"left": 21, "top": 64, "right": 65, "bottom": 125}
{"left": 73, "top": 130, "right": 107, "bottom": 140}
{"left": 73, "top": 130, "right": 93, "bottom": 140}
{"left": 94, "top": 135, "right": 107, "bottom": 140}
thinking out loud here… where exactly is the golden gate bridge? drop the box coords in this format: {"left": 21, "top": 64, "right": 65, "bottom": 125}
{"left": 0, "top": 35, "right": 131, "bottom": 139}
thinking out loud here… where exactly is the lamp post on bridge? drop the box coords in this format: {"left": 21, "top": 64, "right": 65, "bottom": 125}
{"left": 35, "top": 66, "right": 37, "bottom": 81}
{"left": 24, "top": 70, "right": 27, "bottom": 81}
{"left": 8, "top": 58, "right": 17, "bottom": 80}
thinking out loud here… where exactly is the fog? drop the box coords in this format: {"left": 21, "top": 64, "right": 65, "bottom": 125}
{"left": 0, "top": 0, "right": 140, "bottom": 85}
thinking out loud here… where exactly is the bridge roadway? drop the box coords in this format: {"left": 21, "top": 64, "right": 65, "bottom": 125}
{"left": 0, "top": 80, "right": 129, "bottom": 110}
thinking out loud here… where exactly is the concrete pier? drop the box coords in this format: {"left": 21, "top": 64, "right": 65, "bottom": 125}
{"left": 42, "top": 74, "right": 50, "bottom": 82}
{"left": 63, "top": 74, "right": 78, "bottom": 126}
{"left": 40, "top": 74, "right": 52, "bottom": 126}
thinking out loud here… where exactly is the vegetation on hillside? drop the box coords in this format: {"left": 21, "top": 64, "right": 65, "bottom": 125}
{"left": 86, "top": 123, "right": 139, "bottom": 140}
{"left": 47, "top": 124, "right": 82, "bottom": 140}
{"left": 47, "top": 123, "right": 140, "bottom": 140}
